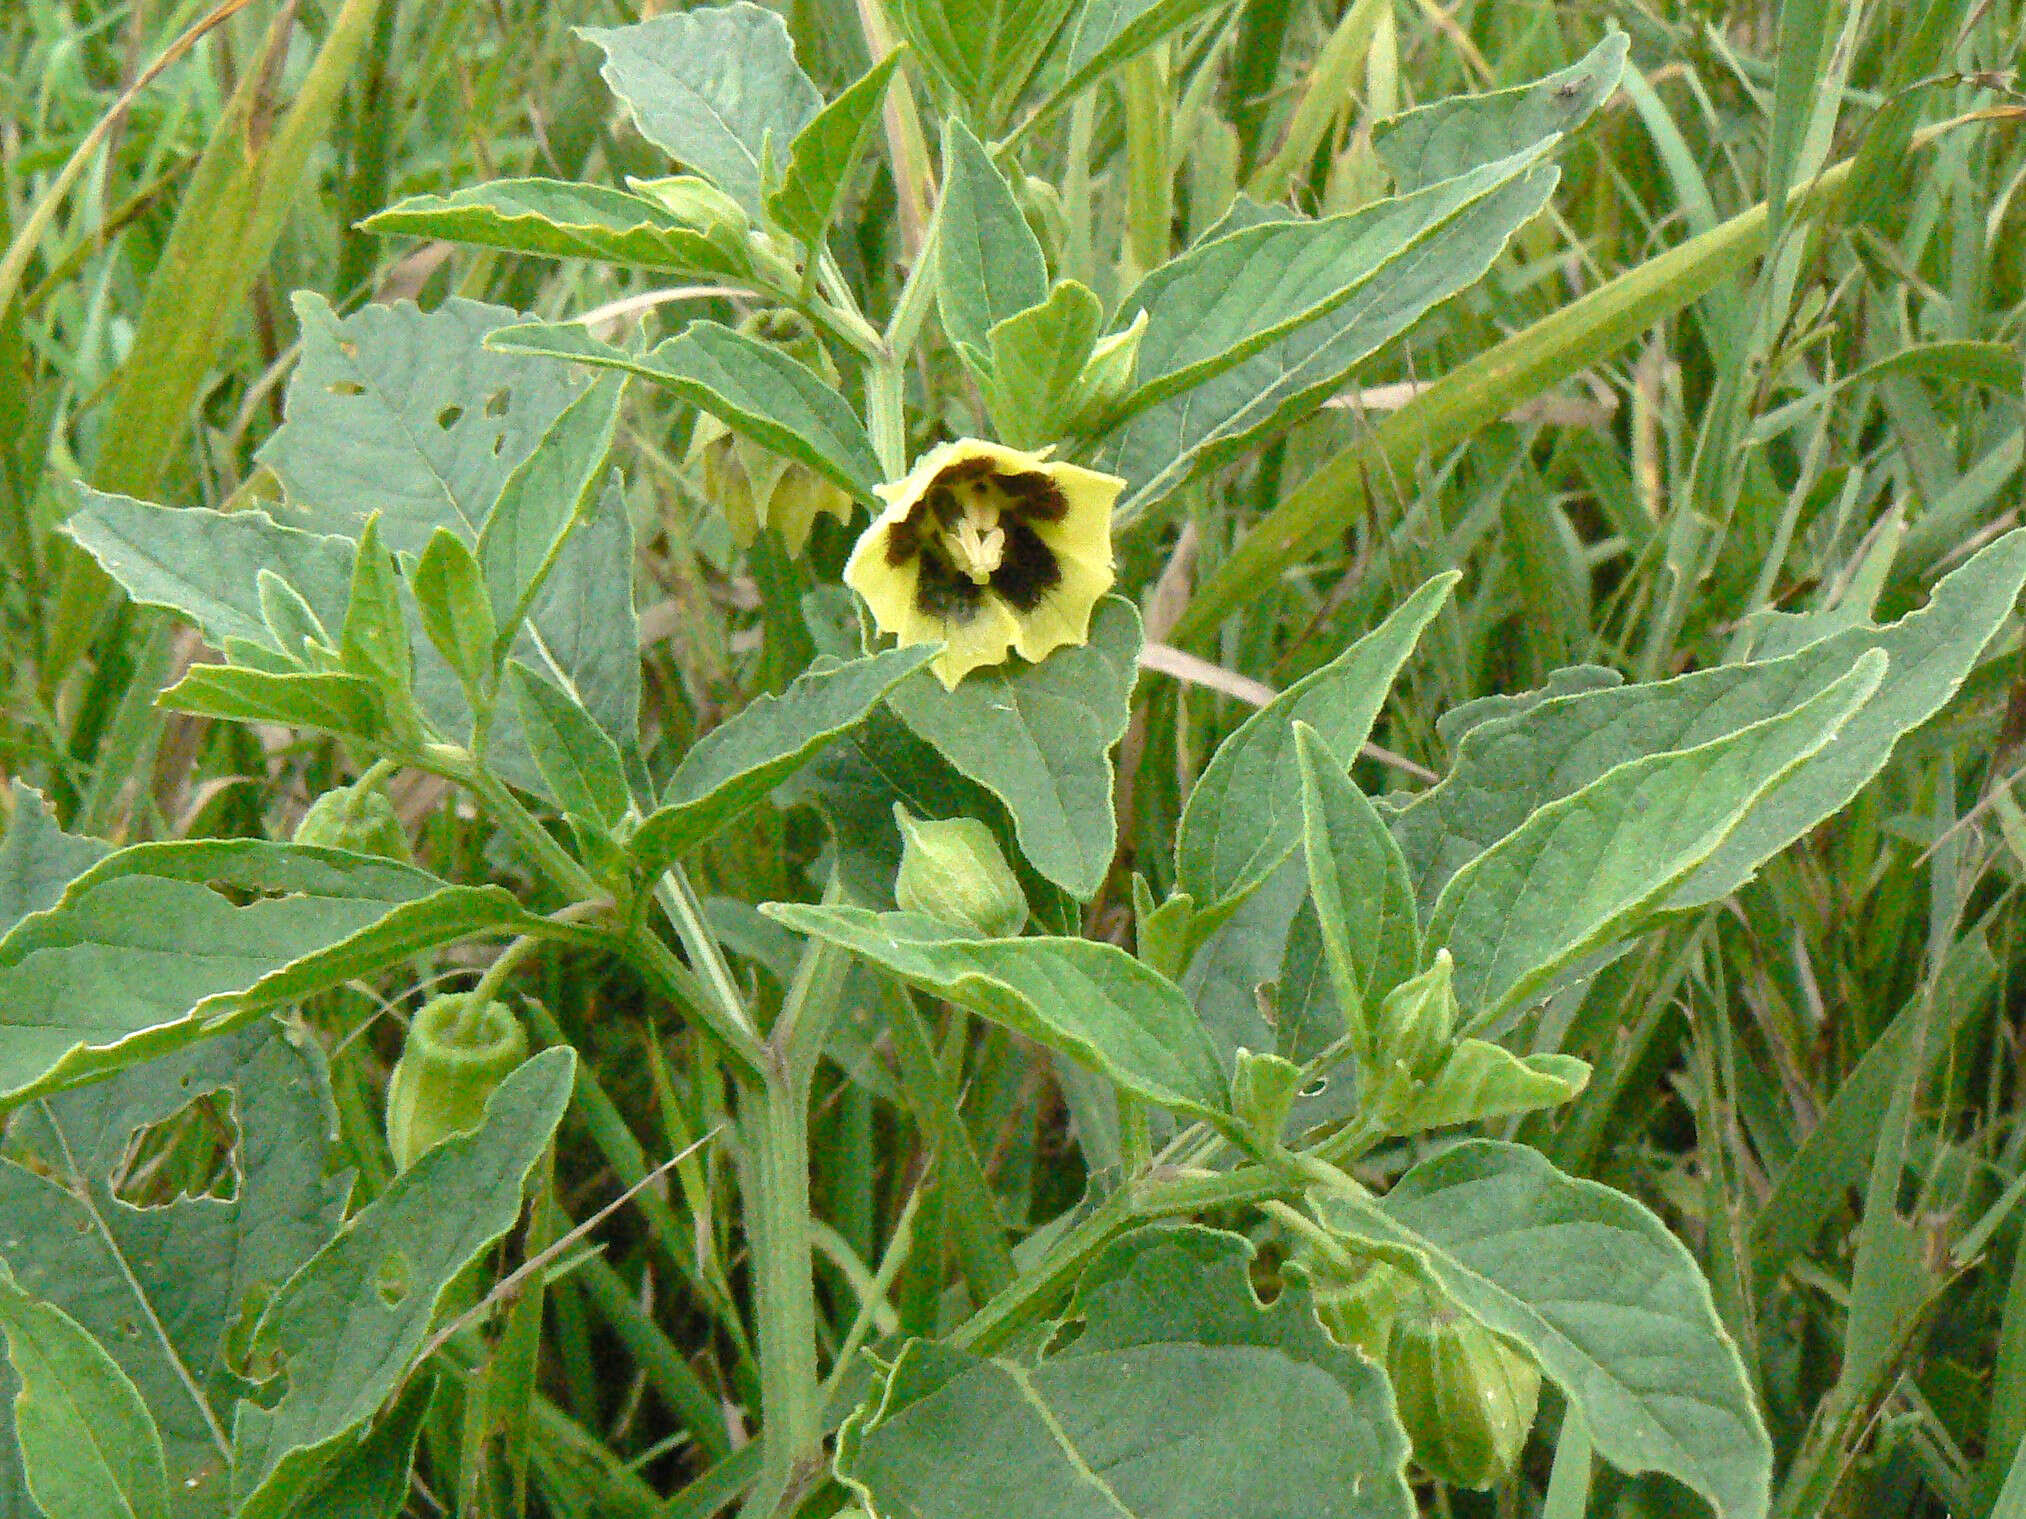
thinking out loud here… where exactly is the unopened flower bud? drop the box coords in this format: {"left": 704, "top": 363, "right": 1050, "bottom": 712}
{"left": 1387, "top": 1297, "right": 1540, "bottom": 1489}
{"left": 293, "top": 780, "right": 411, "bottom": 863}
{"left": 1309, "top": 1256, "right": 1414, "bottom": 1361}
{"left": 385, "top": 994, "right": 529, "bottom": 1171}
{"left": 1370, "top": 950, "right": 1457, "bottom": 1080}
{"left": 892, "top": 807, "right": 1028, "bottom": 938}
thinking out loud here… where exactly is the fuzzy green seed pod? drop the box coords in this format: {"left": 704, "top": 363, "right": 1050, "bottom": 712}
{"left": 892, "top": 807, "right": 1028, "bottom": 938}
{"left": 1386, "top": 1296, "right": 1541, "bottom": 1489}
{"left": 293, "top": 780, "right": 412, "bottom": 863}
{"left": 384, "top": 994, "right": 529, "bottom": 1172}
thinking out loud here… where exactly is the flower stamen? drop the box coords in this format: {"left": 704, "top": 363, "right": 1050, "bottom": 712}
{"left": 947, "top": 490, "right": 1007, "bottom": 584}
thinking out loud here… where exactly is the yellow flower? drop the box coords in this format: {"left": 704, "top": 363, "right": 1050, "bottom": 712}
{"left": 690, "top": 414, "right": 854, "bottom": 554}
{"left": 845, "top": 439, "right": 1122, "bottom": 689}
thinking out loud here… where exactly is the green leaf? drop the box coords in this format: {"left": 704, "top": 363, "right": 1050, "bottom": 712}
{"left": 413, "top": 528, "right": 498, "bottom": 699}
{"left": 230, "top": 1049, "right": 574, "bottom": 1519}
{"left": 362, "top": 179, "right": 751, "bottom": 278}
{"left": 984, "top": 279, "right": 1104, "bottom": 448}
{"left": 1111, "top": 144, "right": 1562, "bottom": 421}
{"left": 1393, "top": 529, "right": 2026, "bottom": 911}
{"left": 840, "top": 1226, "right": 1414, "bottom": 1519}
{"left": 889, "top": 0, "right": 1080, "bottom": 126}
{"left": 338, "top": 517, "right": 412, "bottom": 704}
{"left": 1095, "top": 165, "right": 1559, "bottom": 519}
{"left": 0, "top": 840, "right": 533, "bottom": 1103}
{"left": 936, "top": 121, "right": 1049, "bottom": 362}
{"left": 1380, "top": 1041, "right": 1589, "bottom": 1134}
{"left": 1317, "top": 1141, "right": 1771, "bottom": 1519}
{"left": 157, "top": 667, "right": 384, "bottom": 740}
{"left": 257, "top": 294, "right": 583, "bottom": 556}
{"left": 765, "top": 51, "right": 904, "bottom": 244}
{"left": 765, "top": 905, "right": 1228, "bottom": 1119}
{"left": 581, "top": 5, "right": 821, "bottom": 217}
{"left": 487, "top": 319, "right": 880, "bottom": 503}
{"left": 510, "top": 476, "right": 643, "bottom": 756}
{"left": 272, "top": 1371, "right": 434, "bottom": 1519}
{"left": 62, "top": 492, "right": 356, "bottom": 658}
{"left": 477, "top": 376, "right": 625, "bottom": 643}
{"left": 886, "top": 596, "right": 1141, "bottom": 899}
{"left": 0, "top": 1270, "right": 169, "bottom": 1519}
{"left": 1176, "top": 572, "right": 1455, "bottom": 922}
{"left": 1036, "top": 0, "right": 1237, "bottom": 115}
{"left": 1371, "top": 32, "right": 1628, "bottom": 191}
{"left": 1427, "top": 651, "right": 1885, "bottom": 1028}
{"left": 0, "top": 784, "right": 109, "bottom": 939}
{"left": 508, "top": 663, "right": 633, "bottom": 828}
{"left": 631, "top": 645, "right": 940, "bottom": 873}
{"left": 0, "top": 1020, "right": 349, "bottom": 1514}
{"left": 1295, "top": 723, "right": 1417, "bottom": 1036}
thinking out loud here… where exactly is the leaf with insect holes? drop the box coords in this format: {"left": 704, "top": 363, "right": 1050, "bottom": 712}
{"left": 0, "top": 839, "right": 536, "bottom": 1105}
{"left": 582, "top": 5, "right": 821, "bottom": 217}
{"left": 0, "top": 1020, "right": 350, "bottom": 1514}
{"left": 838, "top": 1226, "right": 1415, "bottom": 1519}
{"left": 257, "top": 294, "right": 583, "bottom": 557}
{"left": 229, "top": 1050, "right": 574, "bottom": 1519}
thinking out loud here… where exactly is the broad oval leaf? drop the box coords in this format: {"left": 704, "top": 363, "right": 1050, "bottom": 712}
{"left": 886, "top": 595, "right": 1141, "bottom": 899}
{"left": 0, "top": 840, "right": 534, "bottom": 1104}
{"left": 1426, "top": 651, "right": 1885, "bottom": 1027}
{"left": 1176, "top": 571, "right": 1455, "bottom": 924}
{"left": 1317, "top": 1141, "right": 1772, "bottom": 1519}
{"left": 581, "top": 5, "right": 821, "bottom": 217}
{"left": 632, "top": 645, "right": 941, "bottom": 873}
{"left": 845, "top": 1225, "right": 1415, "bottom": 1519}
{"left": 889, "top": 0, "right": 1079, "bottom": 127}
{"left": 984, "top": 279, "right": 1104, "bottom": 448}
{"left": 764, "top": 905, "right": 1228, "bottom": 1120}
{"left": 936, "top": 121, "right": 1049, "bottom": 363}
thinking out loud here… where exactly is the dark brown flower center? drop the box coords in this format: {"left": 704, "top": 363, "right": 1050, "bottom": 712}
{"left": 886, "top": 459, "right": 1069, "bottom": 623}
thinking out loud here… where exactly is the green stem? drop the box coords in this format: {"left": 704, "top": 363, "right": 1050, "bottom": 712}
{"left": 880, "top": 981, "right": 1017, "bottom": 1304}
{"left": 739, "top": 1059, "right": 821, "bottom": 1519}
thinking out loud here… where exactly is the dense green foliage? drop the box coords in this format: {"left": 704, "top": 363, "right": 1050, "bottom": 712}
{"left": 3, "top": 0, "right": 2026, "bottom": 1515}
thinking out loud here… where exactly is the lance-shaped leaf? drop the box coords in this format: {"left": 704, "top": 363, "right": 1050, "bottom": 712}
{"left": 362, "top": 179, "right": 751, "bottom": 278}
{"left": 0, "top": 840, "right": 533, "bottom": 1103}
{"left": 1036, "top": 0, "right": 1239, "bottom": 117}
{"left": 765, "top": 51, "right": 904, "bottom": 244}
{"left": 936, "top": 120, "right": 1049, "bottom": 362}
{"left": 1095, "top": 166, "right": 1558, "bottom": 521}
{"left": 0, "top": 1020, "right": 350, "bottom": 1514}
{"left": 631, "top": 646, "right": 940, "bottom": 873}
{"left": 984, "top": 279, "right": 1104, "bottom": 448}
{"left": 1376, "top": 1040, "right": 1590, "bottom": 1135}
{"left": 841, "top": 1226, "right": 1414, "bottom": 1519}
{"left": 1317, "top": 1141, "right": 1771, "bottom": 1519}
{"left": 230, "top": 1049, "right": 574, "bottom": 1519}
{"left": 476, "top": 375, "right": 625, "bottom": 641}
{"left": 886, "top": 596, "right": 1141, "bottom": 900}
{"left": 1393, "top": 529, "right": 2026, "bottom": 910}
{"left": 488, "top": 319, "right": 880, "bottom": 503}
{"left": 1373, "top": 31, "right": 1628, "bottom": 191}
{"left": 62, "top": 492, "right": 356, "bottom": 659}
{"left": 1176, "top": 572, "right": 1454, "bottom": 923}
{"left": 1426, "top": 651, "right": 1885, "bottom": 1027}
{"left": 508, "top": 664, "right": 633, "bottom": 828}
{"left": 1, "top": 784, "right": 109, "bottom": 939}
{"left": 0, "top": 1270, "right": 169, "bottom": 1519}
{"left": 1295, "top": 723, "right": 1418, "bottom": 1036}
{"left": 764, "top": 906, "right": 1228, "bottom": 1120}
{"left": 888, "top": 0, "right": 1079, "bottom": 127}
{"left": 258, "top": 294, "right": 583, "bottom": 556}
{"left": 1110, "top": 142, "right": 1562, "bottom": 422}
{"left": 582, "top": 5, "right": 821, "bottom": 216}
{"left": 157, "top": 668, "right": 384, "bottom": 741}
